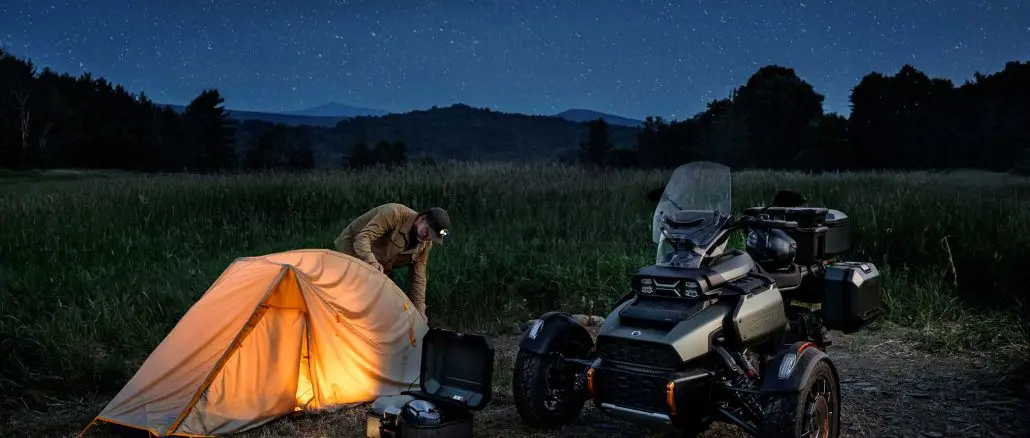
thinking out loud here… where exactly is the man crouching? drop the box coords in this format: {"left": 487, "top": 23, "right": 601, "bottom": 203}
{"left": 333, "top": 203, "right": 449, "bottom": 319}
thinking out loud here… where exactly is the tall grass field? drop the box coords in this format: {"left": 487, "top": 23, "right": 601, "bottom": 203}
{"left": 1, "top": 163, "right": 1028, "bottom": 409}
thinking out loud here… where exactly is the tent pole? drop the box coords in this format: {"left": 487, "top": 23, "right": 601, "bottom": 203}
{"left": 162, "top": 266, "right": 290, "bottom": 436}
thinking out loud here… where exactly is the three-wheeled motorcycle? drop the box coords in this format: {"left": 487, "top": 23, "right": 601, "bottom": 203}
{"left": 512, "top": 161, "right": 882, "bottom": 437}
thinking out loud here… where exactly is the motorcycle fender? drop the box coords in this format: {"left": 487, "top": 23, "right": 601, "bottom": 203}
{"left": 759, "top": 341, "right": 839, "bottom": 394}
{"left": 519, "top": 311, "right": 595, "bottom": 356}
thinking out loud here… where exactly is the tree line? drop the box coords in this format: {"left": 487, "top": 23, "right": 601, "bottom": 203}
{"left": 0, "top": 47, "right": 342, "bottom": 173}
{"left": 2, "top": 46, "right": 1028, "bottom": 173}
{"left": 575, "top": 62, "right": 1030, "bottom": 174}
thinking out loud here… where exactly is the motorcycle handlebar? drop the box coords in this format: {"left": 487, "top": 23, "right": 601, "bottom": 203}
{"left": 734, "top": 217, "right": 799, "bottom": 230}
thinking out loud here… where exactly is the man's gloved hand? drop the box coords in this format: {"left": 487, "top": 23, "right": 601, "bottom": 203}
{"left": 367, "top": 259, "right": 384, "bottom": 273}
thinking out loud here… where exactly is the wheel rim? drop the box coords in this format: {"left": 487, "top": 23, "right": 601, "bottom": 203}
{"left": 803, "top": 376, "right": 834, "bottom": 438}
{"left": 542, "top": 352, "right": 571, "bottom": 411}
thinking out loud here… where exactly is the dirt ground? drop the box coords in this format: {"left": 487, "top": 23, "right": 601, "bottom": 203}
{"left": 239, "top": 326, "right": 1030, "bottom": 438}
{"left": 17, "top": 325, "right": 1030, "bottom": 438}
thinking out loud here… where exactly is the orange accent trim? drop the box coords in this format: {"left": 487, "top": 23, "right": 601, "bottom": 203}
{"left": 76, "top": 417, "right": 99, "bottom": 438}
{"left": 797, "top": 341, "right": 815, "bottom": 355}
{"left": 586, "top": 368, "right": 595, "bottom": 396}
{"left": 666, "top": 381, "right": 677, "bottom": 416}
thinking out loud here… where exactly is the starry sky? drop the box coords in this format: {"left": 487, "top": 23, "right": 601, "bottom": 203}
{"left": 1, "top": 1, "right": 1028, "bottom": 121}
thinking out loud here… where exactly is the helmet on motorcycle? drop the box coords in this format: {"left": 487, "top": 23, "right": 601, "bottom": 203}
{"left": 745, "top": 228, "right": 797, "bottom": 271}
{"left": 400, "top": 399, "right": 443, "bottom": 426}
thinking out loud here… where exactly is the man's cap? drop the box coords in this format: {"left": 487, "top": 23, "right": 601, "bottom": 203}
{"left": 422, "top": 207, "right": 450, "bottom": 246}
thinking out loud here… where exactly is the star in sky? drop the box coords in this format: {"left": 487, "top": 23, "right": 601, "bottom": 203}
{"left": 1, "top": 0, "right": 1027, "bottom": 120}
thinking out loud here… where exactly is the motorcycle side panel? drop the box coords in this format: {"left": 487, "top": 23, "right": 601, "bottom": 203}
{"left": 728, "top": 284, "right": 787, "bottom": 346}
{"left": 597, "top": 298, "right": 728, "bottom": 367}
{"left": 666, "top": 303, "right": 733, "bottom": 363}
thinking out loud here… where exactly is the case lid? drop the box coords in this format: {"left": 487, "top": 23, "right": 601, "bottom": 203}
{"left": 418, "top": 328, "right": 495, "bottom": 410}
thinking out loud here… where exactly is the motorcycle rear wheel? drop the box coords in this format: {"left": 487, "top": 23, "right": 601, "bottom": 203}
{"left": 758, "top": 359, "right": 841, "bottom": 438}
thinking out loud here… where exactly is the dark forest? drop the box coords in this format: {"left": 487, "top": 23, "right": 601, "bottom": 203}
{"left": 1, "top": 47, "right": 1028, "bottom": 174}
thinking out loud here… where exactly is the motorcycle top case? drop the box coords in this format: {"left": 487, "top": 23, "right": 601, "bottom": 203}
{"left": 742, "top": 206, "right": 850, "bottom": 264}
{"left": 395, "top": 327, "right": 495, "bottom": 438}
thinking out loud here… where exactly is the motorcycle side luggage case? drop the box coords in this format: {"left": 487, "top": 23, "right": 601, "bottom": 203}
{"left": 396, "top": 328, "right": 495, "bottom": 438}
{"left": 822, "top": 262, "right": 883, "bottom": 333}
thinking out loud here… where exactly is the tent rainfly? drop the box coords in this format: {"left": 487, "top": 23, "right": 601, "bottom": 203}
{"left": 79, "top": 249, "right": 429, "bottom": 437}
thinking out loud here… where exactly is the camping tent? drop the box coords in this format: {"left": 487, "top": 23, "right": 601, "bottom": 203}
{"left": 79, "top": 249, "right": 429, "bottom": 437}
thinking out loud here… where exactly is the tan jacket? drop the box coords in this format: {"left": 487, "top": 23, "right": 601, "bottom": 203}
{"left": 333, "top": 203, "right": 433, "bottom": 316}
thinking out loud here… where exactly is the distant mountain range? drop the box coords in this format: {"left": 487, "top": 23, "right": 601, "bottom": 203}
{"left": 160, "top": 101, "right": 646, "bottom": 165}
{"left": 162, "top": 102, "right": 644, "bottom": 128}
{"left": 553, "top": 109, "right": 644, "bottom": 127}
{"left": 162, "top": 104, "right": 346, "bottom": 128}
{"left": 281, "top": 102, "right": 390, "bottom": 118}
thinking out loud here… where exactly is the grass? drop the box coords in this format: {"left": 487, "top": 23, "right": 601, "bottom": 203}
{"left": 1, "top": 162, "right": 1028, "bottom": 418}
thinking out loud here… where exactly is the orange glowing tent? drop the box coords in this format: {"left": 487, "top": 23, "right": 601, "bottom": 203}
{"left": 79, "top": 249, "right": 429, "bottom": 437}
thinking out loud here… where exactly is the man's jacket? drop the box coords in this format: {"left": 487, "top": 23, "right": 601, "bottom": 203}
{"left": 333, "top": 203, "right": 432, "bottom": 316}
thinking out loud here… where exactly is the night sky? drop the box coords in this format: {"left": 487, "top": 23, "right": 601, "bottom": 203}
{"left": 2, "top": 1, "right": 1028, "bottom": 121}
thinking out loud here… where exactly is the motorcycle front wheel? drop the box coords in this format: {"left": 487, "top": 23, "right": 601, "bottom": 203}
{"left": 512, "top": 339, "right": 592, "bottom": 429}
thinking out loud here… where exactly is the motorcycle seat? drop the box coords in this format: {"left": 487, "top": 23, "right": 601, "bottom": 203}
{"left": 760, "top": 263, "right": 803, "bottom": 290}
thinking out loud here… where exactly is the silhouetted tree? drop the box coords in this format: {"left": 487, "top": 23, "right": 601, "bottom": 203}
{"left": 346, "top": 141, "right": 375, "bottom": 168}
{"left": 579, "top": 118, "right": 614, "bottom": 166}
{"left": 807, "top": 113, "right": 851, "bottom": 170}
{"left": 245, "top": 126, "right": 281, "bottom": 171}
{"left": 287, "top": 132, "right": 316, "bottom": 170}
{"left": 183, "top": 89, "right": 237, "bottom": 172}
{"left": 691, "top": 97, "right": 749, "bottom": 166}
{"left": 0, "top": 48, "right": 40, "bottom": 168}
{"left": 373, "top": 140, "right": 406, "bottom": 166}
{"left": 244, "top": 124, "right": 315, "bottom": 171}
{"left": 733, "top": 65, "right": 825, "bottom": 170}
{"left": 634, "top": 116, "right": 706, "bottom": 168}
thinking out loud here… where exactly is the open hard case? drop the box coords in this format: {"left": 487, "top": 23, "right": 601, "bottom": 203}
{"left": 367, "top": 328, "right": 495, "bottom": 438}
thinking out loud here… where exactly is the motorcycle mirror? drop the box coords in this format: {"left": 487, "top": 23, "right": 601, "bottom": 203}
{"left": 772, "top": 190, "right": 806, "bottom": 207}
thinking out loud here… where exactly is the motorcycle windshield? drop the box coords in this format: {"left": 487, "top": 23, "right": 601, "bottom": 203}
{"left": 651, "top": 161, "right": 733, "bottom": 247}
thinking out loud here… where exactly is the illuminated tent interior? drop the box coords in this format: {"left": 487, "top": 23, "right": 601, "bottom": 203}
{"left": 79, "top": 249, "right": 429, "bottom": 437}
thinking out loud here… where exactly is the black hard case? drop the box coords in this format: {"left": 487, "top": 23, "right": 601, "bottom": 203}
{"left": 742, "top": 206, "right": 850, "bottom": 265}
{"left": 371, "top": 328, "right": 495, "bottom": 438}
{"left": 822, "top": 262, "right": 883, "bottom": 333}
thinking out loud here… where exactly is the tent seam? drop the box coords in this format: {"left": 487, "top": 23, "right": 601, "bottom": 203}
{"left": 161, "top": 265, "right": 290, "bottom": 436}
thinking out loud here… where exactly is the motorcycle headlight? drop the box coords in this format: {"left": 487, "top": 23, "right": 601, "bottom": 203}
{"left": 635, "top": 277, "right": 701, "bottom": 298}
{"left": 682, "top": 280, "right": 701, "bottom": 298}
{"left": 638, "top": 277, "right": 655, "bottom": 294}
